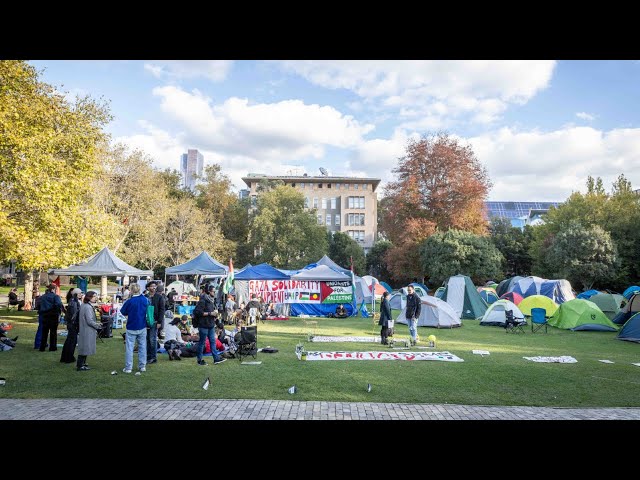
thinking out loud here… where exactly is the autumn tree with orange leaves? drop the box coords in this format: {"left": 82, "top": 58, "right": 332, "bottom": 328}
{"left": 381, "top": 133, "right": 491, "bottom": 284}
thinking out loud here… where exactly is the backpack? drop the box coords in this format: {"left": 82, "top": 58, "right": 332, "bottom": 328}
{"left": 191, "top": 313, "right": 199, "bottom": 328}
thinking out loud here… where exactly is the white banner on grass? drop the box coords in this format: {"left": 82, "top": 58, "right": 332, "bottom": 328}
{"left": 310, "top": 336, "right": 381, "bottom": 343}
{"left": 303, "top": 351, "right": 464, "bottom": 362}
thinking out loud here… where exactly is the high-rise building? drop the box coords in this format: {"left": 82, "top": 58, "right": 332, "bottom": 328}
{"left": 180, "top": 149, "right": 204, "bottom": 191}
{"left": 241, "top": 173, "right": 380, "bottom": 254}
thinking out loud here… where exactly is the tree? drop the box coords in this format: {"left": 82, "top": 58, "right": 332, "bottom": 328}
{"left": 420, "top": 229, "right": 504, "bottom": 285}
{"left": 489, "top": 217, "right": 533, "bottom": 277}
{"left": 0, "top": 61, "right": 113, "bottom": 300}
{"left": 366, "top": 240, "right": 393, "bottom": 281}
{"left": 249, "top": 186, "right": 328, "bottom": 268}
{"left": 196, "top": 164, "right": 239, "bottom": 227}
{"left": 328, "top": 232, "right": 365, "bottom": 275}
{"left": 547, "top": 222, "right": 618, "bottom": 291}
{"left": 381, "top": 133, "right": 492, "bottom": 281}
{"left": 158, "top": 168, "right": 194, "bottom": 201}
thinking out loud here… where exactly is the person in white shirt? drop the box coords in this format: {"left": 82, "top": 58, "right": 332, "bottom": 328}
{"left": 122, "top": 286, "right": 130, "bottom": 301}
{"left": 163, "top": 317, "right": 186, "bottom": 360}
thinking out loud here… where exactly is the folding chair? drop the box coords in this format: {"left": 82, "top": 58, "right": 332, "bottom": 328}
{"left": 504, "top": 310, "right": 525, "bottom": 334}
{"left": 530, "top": 307, "right": 548, "bottom": 333}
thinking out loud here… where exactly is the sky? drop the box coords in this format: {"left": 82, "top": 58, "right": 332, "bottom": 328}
{"left": 30, "top": 60, "right": 640, "bottom": 201}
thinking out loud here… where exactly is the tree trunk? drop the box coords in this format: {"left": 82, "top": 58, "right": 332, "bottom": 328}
{"left": 100, "top": 276, "right": 108, "bottom": 301}
{"left": 24, "top": 270, "right": 34, "bottom": 305}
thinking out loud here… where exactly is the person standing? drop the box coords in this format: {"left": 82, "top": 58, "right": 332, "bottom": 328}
{"left": 76, "top": 291, "right": 101, "bottom": 371}
{"left": 193, "top": 284, "right": 225, "bottom": 365}
{"left": 145, "top": 281, "right": 165, "bottom": 365}
{"left": 405, "top": 285, "right": 421, "bottom": 346}
{"left": 38, "top": 284, "right": 65, "bottom": 352}
{"left": 60, "top": 289, "right": 82, "bottom": 363}
{"left": 120, "top": 283, "right": 148, "bottom": 373}
{"left": 379, "top": 291, "right": 392, "bottom": 345}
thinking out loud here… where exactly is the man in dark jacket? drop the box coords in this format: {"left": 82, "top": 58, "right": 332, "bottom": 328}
{"left": 378, "top": 292, "right": 392, "bottom": 345}
{"left": 146, "top": 281, "right": 165, "bottom": 364}
{"left": 405, "top": 285, "right": 421, "bottom": 346}
{"left": 38, "top": 284, "right": 65, "bottom": 352}
{"left": 60, "top": 288, "right": 82, "bottom": 363}
{"left": 193, "top": 284, "right": 225, "bottom": 366}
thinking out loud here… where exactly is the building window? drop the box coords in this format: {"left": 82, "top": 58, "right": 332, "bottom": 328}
{"left": 348, "top": 197, "right": 354, "bottom": 209}
{"left": 359, "top": 197, "right": 365, "bottom": 209}
{"left": 328, "top": 183, "right": 332, "bottom": 188}
{"left": 300, "top": 182, "right": 305, "bottom": 189}
{"left": 304, "top": 197, "right": 309, "bottom": 208}
{"left": 335, "top": 214, "right": 340, "bottom": 226}
{"left": 321, "top": 198, "right": 327, "bottom": 209}
{"left": 291, "top": 183, "right": 296, "bottom": 187}
{"left": 317, "top": 214, "right": 323, "bottom": 225}
{"left": 326, "top": 214, "right": 331, "bottom": 225}
{"left": 318, "top": 183, "right": 323, "bottom": 188}
{"left": 354, "top": 183, "right": 359, "bottom": 190}
{"left": 331, "top": 197, "right": 336, "bottom": 209}
{"left": 313, "top": 197, "right": 318, "bottom": 209}
{"left": 359, "top": 231, "right": 365, "bottom": 243}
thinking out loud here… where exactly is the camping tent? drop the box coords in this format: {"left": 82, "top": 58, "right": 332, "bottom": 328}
{"left": 589, "top": 293, "right": 626, "bottom": 321}
{"left": 315, "top": 255, "right": 352, "bottom": 276}
{"left": 623, "top": 286, "right": 640, "bottom": 300}
{"left": 518, "top": 295, "right": 558, "bottom": 317}
{"left": 389, "top": 285, "right": 430, "bottom": 311}
{"left": 48, "top": 247, "right": 153, "bottom": 299}
{"left": 617, "top": 312, "right": 640, "bottom": 343}
{"left": 361, "top": 275, "right": 389, "bottom": 299}
{"left": 165, "top": 251, "right": 227, "bottom": 276}
{"left": 576, "top": 289, "right": 600, "bottom": 300}
{"left": 440, "top": 275, "right": 487, "bottom": 319}
{"left": 499, "top": 291, "right": 523, "bottom": 305}
{"left": 396, "top": 295, "right": 461, "bottom": 328}
{"left": 548, "top": 299, "right": 618, "bottom": 331}
{"left": 166, "top": 281, "right": 197, "bottom": 296}
{"left": 480, "top": 299, "right": 526, "bottom": 327}
{"left": 612, "top": 292, "right": 640, "bottom": 325}
{"left": 290, "top": 265, "right": 354, "bottom": 317}
{"left": 477, "top": 287, "right": 499, "bottom": 305}
{"left": 511, "top": 276, "right": 575, "bottom": 303}
{"left": 496, "top": 276, "right": 523, "bottom": 297}
{"left": 379, "top": 281, "right": 393, "bottom": 294}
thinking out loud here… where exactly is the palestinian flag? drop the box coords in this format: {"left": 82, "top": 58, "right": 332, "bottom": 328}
{"left": 299, "top": 292, "right": 310, "bottom": 301}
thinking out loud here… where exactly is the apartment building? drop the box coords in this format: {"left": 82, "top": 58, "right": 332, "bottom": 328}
{"left": 241, "top": 173, "right": 380, "bottom": 253}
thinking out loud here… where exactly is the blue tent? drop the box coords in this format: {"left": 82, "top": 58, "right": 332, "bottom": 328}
{"left": 380, "top": 281, "right": 393, "bottom": 293}
{"left": 623, "top": 286, "right": 640, "bottom": 300}
{"left": 165, "top": 251, "right": 227, "bottom": 275}
{"left": 234, "top": 263, "right": 290, "bottom": 280}
{"left": 577, "top": 289, "right": 600, "bottom": 300}
{"left": 617, "top": 312, "right": 640, "bottom": 343}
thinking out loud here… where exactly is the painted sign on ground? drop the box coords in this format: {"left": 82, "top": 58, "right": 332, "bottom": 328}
{"left": 300, "top": 351, "right": 464, "bottom": 362}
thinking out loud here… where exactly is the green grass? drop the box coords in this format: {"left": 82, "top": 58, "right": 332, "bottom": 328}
{"left": 1, "top": 309, "right": 639, "bottom": 407}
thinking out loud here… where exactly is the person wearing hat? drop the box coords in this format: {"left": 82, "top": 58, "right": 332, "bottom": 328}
{"left": 76, "top": 290, "right": 102, "bottom": 371}
{"left": 60, "top": 288, "right": 83, "bottom": 364}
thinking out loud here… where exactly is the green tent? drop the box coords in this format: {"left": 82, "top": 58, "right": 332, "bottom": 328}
{"left": 441, "top": 274, "right": 487, "bottom": 319}
{"left": 589, "top": 293, "right": 625, "bottom": 320}
{"left": 548, "top": 299, "right": 618, "bottom": 331}
{"left": 518, "top": 295, "right": 558, "bottom": 317}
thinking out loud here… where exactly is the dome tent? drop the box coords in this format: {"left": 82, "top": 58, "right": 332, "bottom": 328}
{"left": 440, "top": 275, "right": 487, "bottom": 320}
{"left": 480, "top": 300, "right": 526, "bottom": 327}
{"left": 548, "top": 299, "right": 618, "bottom": 332}
{"left": 396, "top": 296, "right": 461, "bottom": 328}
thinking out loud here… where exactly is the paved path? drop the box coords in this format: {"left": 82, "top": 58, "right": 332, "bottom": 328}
{"left": 1, "top": 399, "right": 639, "bottom": 420}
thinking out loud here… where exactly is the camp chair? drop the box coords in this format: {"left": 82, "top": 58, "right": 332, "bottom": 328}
{"left": 504, "top": 310, "right": 525, "bottom": 334}
{"left": 531, "top": 307, "right": 548, "bottom": 333}
{"left": 236, "top": 325, "right": 258, "bottom": 361}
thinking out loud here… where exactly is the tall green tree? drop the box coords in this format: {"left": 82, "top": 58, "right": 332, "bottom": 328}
{"left": 328, "top": 232, "right": 365, "bottom": 275}
{"left": 249, "top": 186, "right": 328, "bottom": 268}
{"left": 196, "top": 164, "right": 239, "bottom": 227}
{"left": 0, "top": 60, "right": 113, "bottom": 300}
{"left": 366, "top": 240, "right": 393, "bottom": 281}
{"left": 158, "top": 168, "right": 194, "bottom": 201}
{"left": 382, "top": 133, "right": 492, "bottom": 282}
{"left": 489, "top": 217, "right": 533, "bottom": 277}
{"left": 420, "top": 229, "right": 504, "bottom": 285}
{"left": 547, "top": 222, "right": 618, "bottom": 291}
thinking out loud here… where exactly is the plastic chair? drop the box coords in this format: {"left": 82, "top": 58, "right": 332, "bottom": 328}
{"left": 531, "top": 307, "right": 548, "bottom": 333}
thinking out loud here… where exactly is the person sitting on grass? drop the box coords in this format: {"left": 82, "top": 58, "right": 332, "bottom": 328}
{"left": 335, "top": 304, "right": 348, "bottom": 318}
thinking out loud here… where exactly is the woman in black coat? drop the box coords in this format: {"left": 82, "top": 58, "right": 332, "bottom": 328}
{"left": 378, "top": 291, "right": 392, "bottom": 345}
{"left": 60, "top": 289, "right": 82, "bottom": 363}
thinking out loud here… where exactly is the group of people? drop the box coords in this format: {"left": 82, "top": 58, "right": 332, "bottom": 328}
{"left": 378, "top": 285, "right": 421, "bottom": 346}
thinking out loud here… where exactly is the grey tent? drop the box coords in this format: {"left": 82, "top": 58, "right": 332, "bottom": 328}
{"left": 291, "top": 265, "right": 351, "bottom": 281}
{"left": 165, "top": 251, "right": 228, "bottom": 275}
{"left": 49, "top": 247, "right": 152, "bottom": 277}
{"left": 315, "top": 255, "right": 352, "bottom": 276}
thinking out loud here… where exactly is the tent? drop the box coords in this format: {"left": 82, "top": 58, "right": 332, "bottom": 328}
{"left": 235, "top": 263, "right": 253, "bottom": 275}
{"left": 623, "top": 286, "right": 640, "bottom": 300}
{"left": 499, "top": 291, "right": 523, "bottom": 305}
{"left": 548, "top": 299, "right": 618, "bottom": 331}
{"left": 496, "top": 276, "right": 523, "bottom": 297}
{"left": 480, "top": 300, "right": 526, "bottom": 327}
{"left": 617, "top": 312, "right": 640, "bottom": 343}
{"left": 49, "top": 247, "right": 152, "bottom": 277}
{"left": 434, "top": 286, "right": 445, "bottom": 299}
{"left": 361, "top": 275, "right": 389, "bottom": 298}
{"left": 379, "top": 281, "right": 393, "bottom": 294}
{"left": 477, "top": 287, "right": 499, "bottom": 305}
{"left": 512, "top": 276, "right": 545, "bottom": 298}
{"left": 511, "top": 276, "right": 575, "bottom": 303}
{"left": 589, "top": 293, "right": 625, "bottom": 321}
{"left": 166, "top": 281, "right": 197, "bottom": 296}
{"left": 165, "top": 251, "right": 227, "bottom": 275}
{"left": 440, "top": 275, "right": 487, "bottom": 319}
{"left": 292, "top": 265, "right": 351, "bottom": 282}
{"left": 315, "top": 255, "right": 352, "bottom": 276}
{"left": 518, "top": 295, "right": 558, "bottom": 317}
{"left": 612, "top": 292, "right": 640, "bottom": 325}
{"left": 290, "top": 265, "right": 354, "bottom": 317}
{"left": 390, "top": 285, "right": 430, "bottom": 311}
{"left": 235, "top": 264, "right": 290, "bottom": 281}
{"left": 48, "top": 247, "right": 153, "bottom": 299}
{"left": 396, "top": 296, "right": 461, "bottom": 328}
{"left": 576, "top": 289, "right": 600, "bottom": 300}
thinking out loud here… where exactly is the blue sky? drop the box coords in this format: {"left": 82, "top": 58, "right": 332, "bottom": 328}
{"left": 30, "top": 60, "right": 640, "bottom": 200}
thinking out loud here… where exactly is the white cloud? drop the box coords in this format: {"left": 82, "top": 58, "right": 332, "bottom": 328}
{"left": 143, "top": 61, "right": 233, "bottom": 82}
{"left": 278, "top": 60, "right": 556, "bottom": 126}
{"left": 468, "top": 126, "right": 640, "bottom": 200}
{"left": 576, "top": 111, "right": 595, "bottom": 121}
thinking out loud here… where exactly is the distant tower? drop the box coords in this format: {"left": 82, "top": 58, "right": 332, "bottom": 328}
{"left": 180, "top": 149, "right": 204, "bottom": 191}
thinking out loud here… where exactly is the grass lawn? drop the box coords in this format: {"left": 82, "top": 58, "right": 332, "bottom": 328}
{"left": 1, "top": 309, "right": 639, "bottom": 407}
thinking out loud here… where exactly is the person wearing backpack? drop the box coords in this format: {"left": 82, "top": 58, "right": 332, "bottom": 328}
{"left": 60, "top": 289, "right": 82, "bottom": 364}
{"left": 192, "top": 284, "right": 225, "bottom": 366}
